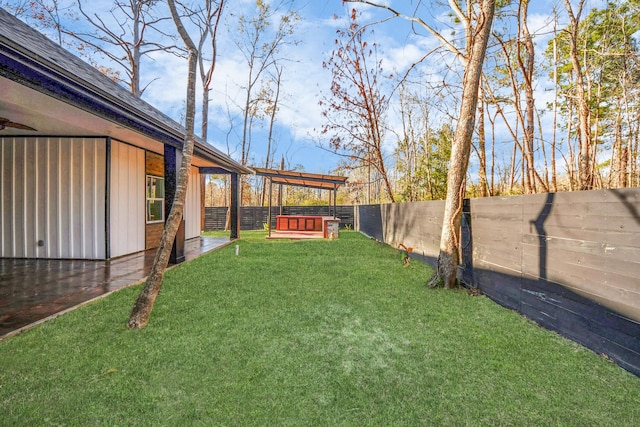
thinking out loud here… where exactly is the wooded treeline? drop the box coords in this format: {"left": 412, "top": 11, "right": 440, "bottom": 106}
{"left": 4, "top": 0, "right": 639, "bottom": 207}
{"left": 333, "top": 0, "right": 640, "bottom": 204}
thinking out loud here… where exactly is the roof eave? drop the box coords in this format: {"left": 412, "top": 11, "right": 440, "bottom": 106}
{"left": 0, "top": 10, "right": 249, "bottom": 175}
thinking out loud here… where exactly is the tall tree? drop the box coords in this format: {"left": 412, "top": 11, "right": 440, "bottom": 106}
{"left": 433, "top": 0, "right": 495, "bottom": 288}
{"left": 395, "top": 85, "right": 429, "bottom": 202}
{"left": 319, "top": 9, "right": 395, "bottom": 203}
{"left": 260, "top": 64, "right": 283, "bottom": 206}
{"left": 71, "top": 0, "right": 180, "bottom": 96}
{"left": 128, "top": 0, "right": 198, "bottom": 329}
{"left": 348, "top": 0, "right": 496, "bottom": 288}
{"left": 518, "top": 0, "right": 538, "bottom": 194}
{"left": 562, "top": 0, "right": 592, "bottom": 190}
{"left": 1, "top": 0, "right": 69, "bottom": 45}
{"left": 192, "top": 0, "right": 226, "bottom": 141}
{"left": 233, "top": 0, "right": 299, "bottom": 166}
{"left": 394, "top": 85, "right": 452, "bottom": 202}
{"left": 546, "top": 0, "right": 640, "bottom": 190}
{"left": 474, "top": 82, "right": 490, "bottom": 197}
{"left": 490, "top": 0, "right": 547, "bottom": 194}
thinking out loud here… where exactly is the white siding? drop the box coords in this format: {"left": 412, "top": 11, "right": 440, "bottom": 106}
{"left": 109, "top": 140, "right": 145, "bottom": 258}
{"left": 184, "top": 166, "right": 201, "bottom": 239}
{"left": 0, "top": 137, "right": 107, "bottom": 259}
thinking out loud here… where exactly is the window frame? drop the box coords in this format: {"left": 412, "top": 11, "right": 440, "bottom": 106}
{"left": 146, "top": 174, "right": 165, "bottom": 224}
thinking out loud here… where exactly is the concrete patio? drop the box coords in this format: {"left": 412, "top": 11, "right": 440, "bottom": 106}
{"left": 0, "top": 236, "right": 232, "bottom": 338}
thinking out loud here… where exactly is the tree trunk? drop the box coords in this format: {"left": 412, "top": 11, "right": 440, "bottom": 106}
{"left": 429, "top": 0, "right": 495, "bottom": 289}
{"left": 128, "top": 0, "right": 198, "bottom": 329}
{"left": 131, "top": 1, "right": 141, "bottom": 96}
{"left": 564, "top": 0, "right": 592, "bottom": 190}
{"left": 476, "top": 83, "right": 488, "bottom": 197}
{"left": 520, "top": 0, "right": 537, "bottom": 194}
{"left": 261, "top": 65, "right": 282, "bottom": 206}
{"left": 551, "top": 15, "right": 559, "bottom": 193}
{"left": 198, "top": 0, "right": 225, "bottom": 141}
{"left": 202, "top": 90, "right": 210, "bottom": 140}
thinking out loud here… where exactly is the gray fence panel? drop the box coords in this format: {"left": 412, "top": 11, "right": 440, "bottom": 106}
{"left": 356, "top": 189, "right": 640, "bottom": 376}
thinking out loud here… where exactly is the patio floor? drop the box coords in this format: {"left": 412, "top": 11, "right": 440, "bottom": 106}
{"left": 266, "top": 230, "right": 326, "bottom": 240}
{"left": 0, "top": 236, "right": 232, "bottom": 339}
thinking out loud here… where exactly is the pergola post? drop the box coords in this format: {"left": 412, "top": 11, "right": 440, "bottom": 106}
{"left": 333, "top": 184, "right": 337, "bottom": 219}
{"left": 200, "top": 173, "right": 206, "bottom": 232}
{"left": 230, "top": 172, "right": 240, "bottom": 240}
{"left": 251, "top": 168, "right": 348, "bottom": 236}
{"left": 267, "top": 177, "right": 273, "bottom": 237}
{"left": 279, "top": 156, "right": 284, "bottom": 216}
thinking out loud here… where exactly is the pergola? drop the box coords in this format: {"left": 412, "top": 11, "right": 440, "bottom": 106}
{"left": 253, "top": 167, "right": 348, "bottom": 237}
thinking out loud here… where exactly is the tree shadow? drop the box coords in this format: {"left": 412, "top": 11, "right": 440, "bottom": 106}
{"left": 610, "top": 188, "right": 640, "bottom": 225}
{"left": 530, "top": 193, "right": 555, "bottom": 283}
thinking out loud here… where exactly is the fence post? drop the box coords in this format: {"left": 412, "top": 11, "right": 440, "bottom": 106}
{"left": 459, "top": 198, "right": 474, "bottom": 287}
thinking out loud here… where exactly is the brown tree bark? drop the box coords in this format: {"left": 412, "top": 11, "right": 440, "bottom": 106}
{"left": 346, "top": 0, "right": 495, "bottom": 286}
{"left": 551, "top": 13, "right": 559, "bottom": 193}
{"left": 430, "top": 0, "right": 496, "bottom": 289}
{"left": 128, "top": 0, "right": 198, "bottom": 329}
{"left": 519, "top": 0, "right": 537, "bottom": 194}
{"left": 563, "top": 0, "right": 593, "bottom": 190}
{"left": 197, "top": 0, "right": 225, "bottom": 142}
{"left": 476, "top": 83, "right": 489, "bottom": 197}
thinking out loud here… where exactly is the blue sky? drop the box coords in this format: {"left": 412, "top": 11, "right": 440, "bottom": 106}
{"left": 178, "top": 0, "right": 606, "bottom": 175}
{"left": 4, "top": 0, "right": 609, "bottom": 175}
{"left": 141, "top": 0, "right": 365, "bottom": 174}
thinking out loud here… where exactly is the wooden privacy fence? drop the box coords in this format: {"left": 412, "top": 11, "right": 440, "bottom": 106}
{"left": 205, "top": 205, "right": 355, "bottom": 231}
{"left": 355, "top": 188, "right": 640, "bottom": 376}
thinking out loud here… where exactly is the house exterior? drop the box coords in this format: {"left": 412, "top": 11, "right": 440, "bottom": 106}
{"left": 0, "top": 8, "right": 249, "bottom": 261}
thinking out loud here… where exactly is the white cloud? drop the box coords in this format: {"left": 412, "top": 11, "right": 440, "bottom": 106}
{"left": 143, "top": 52, "right": 190, "bottom": 107}
{"left": 45, "top": 0, "right": 598, "bottom": 175}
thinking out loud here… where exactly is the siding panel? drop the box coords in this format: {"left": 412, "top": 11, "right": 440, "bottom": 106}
{"left": 110, "top": 140, "right": 145, "bottom": 258}
{"left": 184, "top": 166, "right": 201, "bottom": 239}
{"left": 0, "top": 137, "right": 107, "bottom": 259}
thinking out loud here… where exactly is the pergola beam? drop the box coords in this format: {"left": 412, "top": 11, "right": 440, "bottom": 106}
{"left": 255, "top": 167, "right": 348, "bottom": 235}
{"left": 253, "top": 167, "right": 347, "bottom": 190}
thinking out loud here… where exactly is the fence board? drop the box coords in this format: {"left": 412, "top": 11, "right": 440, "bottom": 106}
{"left": 356, "top": 187, "right": 640, "bottom": 376}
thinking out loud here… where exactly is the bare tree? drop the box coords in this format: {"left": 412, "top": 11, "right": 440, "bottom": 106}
{"left": 319, "top": 9, "right": 395, "bottom": 202}
{"left": 395, "top": 84, "right": 430, "bottom": 202}
{"left": 189, "top": 0, "right": 226, "bottom": 140}
{"left": 348, "top": 0, "right": 496, "bottom": 288}
{"left": 550, "top": 6, "right": 560, "bottom": 192}
{"left": 519, "top": 0, "right": 538, "bottom": 194}
{"left": 233, "top": 0, "right": 299, "bottom": 166}
{"left": 562, "top": 0, "right": 592, "bottom": 190}
{"left": 433, "top": 0, "right": 496, "bottom": 288}
{"left": 474, "top": 82, "right": 490, "bottom": 197}
{"left": 260, "top": 64, "right": 283, "bottom": 206}
{"left": 69, "top": 0, "right": 181, "bottom": 96}
{"left": 491, "top": 1, "right": 547, "bottom": 195}
{"left": 128, "top": 0, "right": 198, "bottom": 329}
{"left": 1, "top": 0, "right": 70, "bottom": 46}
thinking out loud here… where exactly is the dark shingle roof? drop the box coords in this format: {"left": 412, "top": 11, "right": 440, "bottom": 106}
{"left": 0, "top": 7, "right": 249, "bottom": 174}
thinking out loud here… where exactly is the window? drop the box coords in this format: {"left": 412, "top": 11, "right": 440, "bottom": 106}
{"left": 146, "top": 175, "right": 165, "bottom": 223}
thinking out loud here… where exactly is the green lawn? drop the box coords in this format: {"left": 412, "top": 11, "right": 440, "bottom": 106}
{"left": 1, "top": 231, "right": 638, "bottom": 426}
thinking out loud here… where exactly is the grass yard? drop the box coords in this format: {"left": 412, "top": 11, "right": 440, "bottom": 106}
{"left": 1, "top": 231, "right": 638, "bottom": 426}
